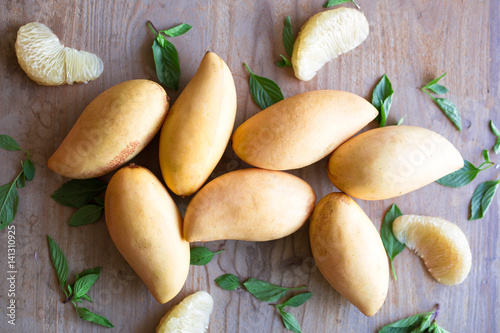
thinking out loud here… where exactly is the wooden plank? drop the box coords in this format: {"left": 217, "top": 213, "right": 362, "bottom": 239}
{"left": 0, "top": 0, "right": 498, "bottom": 332}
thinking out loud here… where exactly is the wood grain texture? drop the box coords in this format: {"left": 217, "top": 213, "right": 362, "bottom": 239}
{"left": 0, "top": 0, "right": 498, "bottom": 332}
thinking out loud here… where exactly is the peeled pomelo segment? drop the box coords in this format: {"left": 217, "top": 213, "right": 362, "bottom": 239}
{"left": 15, "top": 22, "right": 103, "bottom": 86}
{"left": 156, "top": 291, "right": 214, "bottom": 333}
{"left": 292, "top": 8, "right": 369, "bottom": 81}
{"left": 393, "top": 215, "right": 472, "bottom": 285}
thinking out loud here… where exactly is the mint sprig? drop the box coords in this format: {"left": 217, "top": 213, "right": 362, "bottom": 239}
{"left": 380, "top": 204, "right": 405, "bottom": 280}
{"left": 372, "top": 74, "right": 394, "bottom": 127}
{"left": 47, "top": 235, "right": 113, "bottom": 328}
{"left": 0, "top": 135, "right": 35, "bottom": 231}
{"left": 244, "top": 63, "right": 285, "bottom": 110}
{"left": 379, "top": 304, "right": 449, "bottom": 333}
{"left": 437, "top": 151, "right": 494, "bottom": 188}
{"left": 469, "top": 179, "right": 499, "bottom": 221}
{"left": 190, "top": 246, "right": 224, "bottom": 266}
{"left": 276, "top": 16, "right": 294, "bottom": 68}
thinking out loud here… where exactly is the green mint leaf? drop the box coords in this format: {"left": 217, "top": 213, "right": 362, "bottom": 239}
{"left": 278, "top": 308, "right": 302, "bottom": 333}
{"left": 0, "top": 182, "right": 19, "bottom": 230}
{"left": 76, "top": 267, "right": 102, "bottom": 280}
{"left": 16, "top": 171, "right": 26, "bottom": 189}
{"left": 482, "top": 149, "right": 491, "bottom": 164}
{"left": 422, "top": 73, "right": 447, "bottom": 89}
{"left": 280, "top": 292, "right": 313, "bottom": 308}
{"left": 0, "top": 135, "right": 21, "bottom": 151}
{"left": 380, "top": 204, "right": 405, "bottom": 280}
{"left": 372, "top": 74, "right": 394, "bottom": 127}
{"left": 432, "top": 97, "right": 462, "bottom": 131}
{"left": 215, "top": 274, "right": 241, "bottom": 290}
{"left": 152, "top": 37, "right": 180, "bottom": 90}
{"left": 397, "top": 115, "right": 406, "bottom": 126}
{"left": 47, "top": 236, "right": 69, "bottom": 292}
{"left": 244, "top": 63, "right": 284, "bottom": 110}
{"left": 276, "top": 55, "right": 292, "bottom": 68}
{"left": 469, "top": 179, "right": 500, "bottom": 220}
{"left": 282, "top": 16, "right": 294, "bottom": 57}
{"left": 73, "top": 273, "right": 100, "bottom": 298}
{"left": 436, "top": 160, "right": 480, "bottom": 187}
{"left": 76, "top": 307, "right": 114, "bottom": 328}
{"left": 323, "top": 0, "right": 360, "bottom": 9}
{"left": 67, "top": 284, "right": 73, "bottom": 297}
{"left": 190, "top": 247, "right": 224, "bottom": 265}
{"left": 490, "top": 121, "right": 500, "bottom": 154}
{"left": 379, "top": 311, "right": 435, "bottom": 332}
{"left": 51, "top": 179, "right": 107, "bottom": 208}
{"left": 80, "top": 294, "right": 92, "bottom": 303}
{"left": 23, "top": 158, "right": 35, "bottom": 181}
{"left": 160, "top": 23, "right": 192, "bottom": 37}
{"left": 425, "top": 83, "right": 449, "bottom": 95}
{"left": 418, "top": 314, "right": 433, "bottom": 331}
{"left": 69, "top": 205, "right": 104, "bottom": 227}
{"left": 243, "top": 278, "right": 304, "bottom": 302}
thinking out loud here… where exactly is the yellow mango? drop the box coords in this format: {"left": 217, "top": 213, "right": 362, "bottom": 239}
{"left": 105, "top": 164, "right": 189, "bottom": 304}
{"left": 328, "top": 126, "right": 464, "bottom": 200}
{"left": 159, "top": 52, "right": 236, "bottom": 196}
{"left": 232, "top": 90, "right": 377, "bottom": 170}
{"left": 310, "top": 192, "right": 389, "bottom": 316}
{"left": 48, "top": 79, "right": 168, "bottom": 178}
{"left": 184, "top": 168, "right": 316, "bottom": 242}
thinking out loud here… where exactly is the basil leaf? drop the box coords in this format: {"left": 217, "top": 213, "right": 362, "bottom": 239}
{"left": 93, "top": 197, "right": 105, "bottom": 207}
{"left": 280, "top": 292, "right": 313, "bottom": 308}
{"left": 282, "top": 16, "right": 294, "bottom": 57}
{"left": 0, "top": 135, "right": 21, "bottom": 151}
{"left": 73, "top": 273, "right": 100, "bottom": 298}
{"left": 67, "top": 284, "right": 73, "bottom": 297}
{"left": 16, "top": 172, "right": 26, "bottom": 189}
{"left": 69, "top": 205, "right": 104, "bottom": 227}
{"left": 80, "top": 294, "right": 92, "bottom": 303}
{"left": 432, "top": 97, "right": 462, "bottom": 131}
{"left": 23, "top": 158, "right": 35, "bottom": 181}
{"left": 51, "top": 179, "right": 107, "bottom": 208}
{"left": 190, "top": 247, "right": 224, "bottom": 265}
{"left": 323, "top": 0, "right": 360, "bottom": 9}
{"left": 0, "top": 182, "right": 19, "bottom": 230}
{"left": 418, "top": 314, "right": 433, "bottom": 331}
{"left": 243, "top": 278, "right": 305, "bottom": 302}
{"left": 469, "top": 179, "right": 500, "bottom": 220}
{"left": 276, "top": 54, "right": 292, "bottom": 68}
{"left": 397, "top": 115, "right": 406, "bottom": 126}
{"left": 244, "top": 63, "right": 284, "bottom": 110}
{"left": 215, "top": 274, "right": 240, "bottom": 290}
{"left": 47, "top": 236, "right": 69, "bottom": 291}
{"left": 379, "top": 311, "right": 435, "bottom": 333}
{"left": 422, "top": 73, "right": 447, "bottom": 89}
{"left": 160, "top": 23, "right": 192, "bottom": 37}
{"left": 372, "top": 75, "right": 394, "bottom": 127}
{"left": 152, "top": 37, "right": 180, "bottom": 91}
{"left": 436, "top": 160, "right": 480, "bottom": 187}
{"left": 380, "top": 204, "right": 405, "bottom": 280}
{"left": 76, "top": 267, "right": 102, "bottom": 280}
{"left": 76, "top": 307, "right": 114, "bottom": 328}
{"left": 482, "top": 149, "right": 491, "bottom": 164}
{"left": 425, "top": 83, "right": 448, "bottom": 95}
{"left": 278, "top": 308, "right": 302, "bottom": 333}
{"left": 491, "top": 120, "right": 500, "bottom": 154}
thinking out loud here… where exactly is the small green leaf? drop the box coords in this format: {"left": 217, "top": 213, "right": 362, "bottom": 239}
{"left": 81, "top": 294, "right": 92, "bottom": 303}
{"left": 380, "top": 204, "right": 405, "bottom": 280}
{"left": 0, "top": 182, "right": 19, "bottom": 230}
{"left": 93, "top": 197, "right": 105, "bottom": 207}
{"left": 425, "top": 83, "right": 448, "bottom": 95}
{"left": 215, "top": 274, "right": 241, "bottom": 290}
{"left": 190, "top": 247, "right": 224, "bottom": 265}
{"left": 160, "top": 23, "right": 192, "bottom": 37}
{"left": 280, "top": 292, "right": 313, "bottom": 308}
{"left": 76, "top": 307, "right": 114, "bottom": 328}
{"left": 490, "top": 120, "right": 500, "bottom": 154}
{"left": 397, "top": 115, "right": 406, "bottom": 126}
{"left": 422, "top": 73, "right": 447, "bottom": 89}
{"left": 436, "top": 160, "right": 480, "bottom": 188}
{"left": 432, "top": 97, "right": 462, "bottom": 131}
{"left": 278, "top": 308, "right": 302, "bottom": 333}
{"left": 372, "top": 74, "right": 394, "bottom": 127}
{"left": 469, "top": 179, "right": 500, "bottom": 220}
{"left": 418, "top": 314, "right": 433, "bottom": 331}
{"left": 323, "top": 0, "right": 360, "bottom": 9}
{"left": 0, "top": 135, "right": 21, "bottom": 151}
{"left": 379, "top": 311, "right": 435, "bottom": 333}
{"left": 244, "top": 63, "right": 284, "bottom": 110}
{"left": 67, "top": 284, "right": 73, "bottom": 297}
{"left": 282, "top": 16, "right": 294, "bottom": 57}
{"left": 152, "top": 37, "right": 180, "bottom": 91}
{"left": 73, "top": 273, "right": 100, "bottom": 298}
{"left": 482, "top": 149, "right": 491, "bottom": 164}
{"left": 16, "top": 172, "right": 26, "bottom": 189}
{"left": 23, "top": 159, "right": 35, "bottom": 181}
{"left": 77, "top": 267, "right": 102, "bottom": 280}
{"left": 47, "top": 236, "right": 69, "bottom": 292}
{"left": 243, "top": 278, "right": 304, "bottom": 303}
{"left": 276, "top": 55, "right": 292, "bottom": 68}
{"left": 51, "top": 179, "right": 107, "bottom": 208}
{"left": 69, "top": 205, "right": 104, "bottom": 227}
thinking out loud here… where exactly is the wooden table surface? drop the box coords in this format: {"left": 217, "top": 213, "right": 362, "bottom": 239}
{"left": 0, "top": 0, "right": 498, "bottom": 332}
